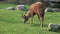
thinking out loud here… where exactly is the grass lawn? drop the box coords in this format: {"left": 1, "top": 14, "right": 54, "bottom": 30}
{"left": 0, "top": 4, "right": 60, "bottom": 34}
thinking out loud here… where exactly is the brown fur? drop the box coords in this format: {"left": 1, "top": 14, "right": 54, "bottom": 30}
{"left": 23, "top": 2, "right": 46, "bottom": 27}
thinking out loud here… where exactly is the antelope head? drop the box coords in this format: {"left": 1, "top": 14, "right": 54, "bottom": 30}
{"left": 22, "top": 14, "right": 29, "bottom": 23}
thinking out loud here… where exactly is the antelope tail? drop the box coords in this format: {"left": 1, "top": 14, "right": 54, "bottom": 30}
{"left": 44, "top": 8, "right": 48, "bottom": 12}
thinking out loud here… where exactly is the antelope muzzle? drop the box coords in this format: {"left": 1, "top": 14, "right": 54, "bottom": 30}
{"left": 23, "top": 15, "right": 29, "bottom": 23}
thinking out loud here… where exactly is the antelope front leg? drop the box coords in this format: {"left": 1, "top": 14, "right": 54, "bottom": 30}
{"left": 30, "top": 17, "right": 33, "bottom": 25}
{"left": 40, "top": 14, "right": 44, "bottom": 27}
{"left": 38, "top": 16, "right": 43, "bottom": 27}
{"left": 40, "top": 17, "right": 44, "bottom": 27}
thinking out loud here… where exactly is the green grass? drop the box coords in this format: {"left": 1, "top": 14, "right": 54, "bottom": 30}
{"left": 0, "top": 4, "right": 60, "bottom": 34}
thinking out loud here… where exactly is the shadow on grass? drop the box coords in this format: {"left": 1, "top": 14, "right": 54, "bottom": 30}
{"left": 32, "top": 23, "right": 40, "bottom": 27}
{"left": 25, "top": 22, "right": 48, "bottom": 27}
{"left": 32, "top": 23, "right": 48, "bottom": 27}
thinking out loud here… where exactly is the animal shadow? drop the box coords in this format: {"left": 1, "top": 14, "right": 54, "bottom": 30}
{"left": 32, "top": 23, "right": 48, "bottom": 27}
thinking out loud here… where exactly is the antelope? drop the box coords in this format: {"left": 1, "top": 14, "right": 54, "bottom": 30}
{"left": 22, "top": 2, "right": 46, "bottom": 27}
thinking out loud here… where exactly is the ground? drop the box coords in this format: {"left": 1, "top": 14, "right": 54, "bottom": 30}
{"left": 0, "top": 4, "right": 60, "bottom": 34}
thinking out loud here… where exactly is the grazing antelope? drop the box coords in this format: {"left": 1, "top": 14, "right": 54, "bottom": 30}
{"left": 22, "top": 2, "right": 46, "bottom": 27}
